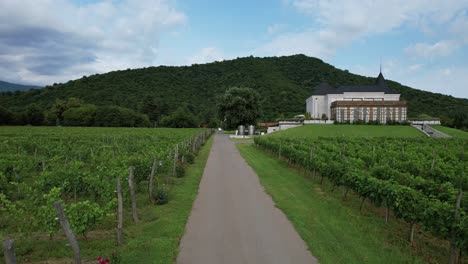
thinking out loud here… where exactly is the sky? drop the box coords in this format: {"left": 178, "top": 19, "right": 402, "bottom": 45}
{"left": 1, "top": 0, "right": 467, "bottom": 98}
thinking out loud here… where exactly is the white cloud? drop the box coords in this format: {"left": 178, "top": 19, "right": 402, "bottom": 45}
{"left": 0, "top": 0, "right": 187, "bottom": 85}
{"left": 404, "top": 66, "right": 468, "bottom": 98}
{"left": 258, "top": 0, "right": 468, "bottom": 59}
{"left": 404, "top": 40, "right": 459, "bottom": 59}
{"left": 451, "top": 10, "right": 468, "bottom": 44}
{"left": 186, "top": 47, "right": 225, "bottom": 65}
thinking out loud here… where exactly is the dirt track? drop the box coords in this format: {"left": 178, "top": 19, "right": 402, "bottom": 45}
{"left": 177, "top": 134, "right": 318, "bottom": 264}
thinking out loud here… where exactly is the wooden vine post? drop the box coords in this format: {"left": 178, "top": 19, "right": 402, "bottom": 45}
{"left": 385, "top": 202, "right": 390, "bottom": 224}
{"left": 192, "top": 136, "right": 196, "bottom": 153}
{"left": 173, "top": 144, "right": 178, "bottom": 177}
{"left": 148, "top": 156, "right": 157, "bottom": 201}
{"left": 116, "top": 178, "right": 123, "bottom": 246}
{"left": 449, "top": 188, "right": 463, "bottom": 264}
{"left": 408, "top": 222, "right": 416, "bottom": 243}
{"left": 54, "top": 201, "right": 81, "bottom": 264}
{"left": 2, "top": 239, "right": 16, "bottom": 264}
{"left": 278, "top": 141, "right": 282, "bottom": 159}
{"left": 128, "top": 166, "right": 139, "bottom": 223}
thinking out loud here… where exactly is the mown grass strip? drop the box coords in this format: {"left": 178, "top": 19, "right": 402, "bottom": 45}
{"left": 269, "top": 124, "right": 424, "bottom": 139}
{"left": 237, "top": 143, "right": 425, "bottom": 264}
{"left": 432, "top": 125, "right": 468, "bottom": 139}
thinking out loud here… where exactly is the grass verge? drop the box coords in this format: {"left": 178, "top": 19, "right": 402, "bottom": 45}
{"left": 237, "top": 143, "right": 438, "bottom": 264}
{"left": 432, "top": 125, "right": 468, "bottom": 139}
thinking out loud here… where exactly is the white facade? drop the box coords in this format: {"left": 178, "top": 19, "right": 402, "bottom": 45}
{"left": 267, "top": 121, "right": 302, "bottom": 134}
{"left": 306, "top": 92, "right": 401, "bottom": 120}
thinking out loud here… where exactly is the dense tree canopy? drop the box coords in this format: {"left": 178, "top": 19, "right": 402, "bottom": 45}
{"left": 159, "top": 107, "right": 198, "bottom": 128}
{"left": 0, "top": 55, "right": 467, "bottom": 127}
{"left": 218, "top": 87, "right": 260, "bottom": 129}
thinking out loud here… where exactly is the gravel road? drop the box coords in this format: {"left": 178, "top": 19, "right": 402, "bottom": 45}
{"left": 177, "top": 134, "right": 318, "bottom": 264}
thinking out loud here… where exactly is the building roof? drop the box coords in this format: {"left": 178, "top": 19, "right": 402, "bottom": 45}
{"left": 312, "top": 82, "right": 334, "bottom": 95}
{"left": 312, "top": 73, "right": 396, "bottom": 95}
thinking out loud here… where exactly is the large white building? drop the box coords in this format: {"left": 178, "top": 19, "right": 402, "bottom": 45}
{"left": 306, "top": 73, "right": 407, "bottom": 123}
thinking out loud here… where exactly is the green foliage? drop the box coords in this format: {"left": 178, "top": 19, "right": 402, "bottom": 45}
{"left": 36, "top": 187, "right": 62, "bottom": 235}
{"left": 65, "top": 200, "right": 104, "bottom": 237}
{"left": 140, "top": 97, "right": 169, "bottom": 123}
{"left": 63, "top": 104, "right": 97, "bottom": 126}
{"left": 207, "top": 118, "right": 220, "bottom": 128}
{"left": 185, "top": 153, "right": 195, "bottom": 164}
{"left": 26, "top": 103, "right": 44, "bottom": 125}
{"left": 94, "top": 106, "right": 150, "bottom": 127}
{"left": 175, "top": 163, "right": 186, "bottom": 178}
{"left": 321, "top": 113, "right": 327, "bottom": 120}
{"left": 153, "top": 185, "right": 170, "bottom": 205}
{"left": 159, "top": 107, "right": 199, "bottom": 128}
{"left": 0, "top": 126, "right": 210, "bottom": 238}
{"left": 218, "top": 86, "right": 261, "bottom": 129}
{"left": 127, "top": 156, "right": 151, "bottom": 184}
{"left": 0, "top": 106, "right": 13, "bottom": 124}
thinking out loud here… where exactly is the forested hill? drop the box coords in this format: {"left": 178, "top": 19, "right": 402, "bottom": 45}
{"left": 1, "top": 55, "right": 467, "bottom": 122}
{"left": 0, "top": 80, "right": 41, "bottom": 92}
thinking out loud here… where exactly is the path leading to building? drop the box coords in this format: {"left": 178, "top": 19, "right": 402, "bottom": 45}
{"left": 177, "top": 134, "right": 318, "bottom": 264}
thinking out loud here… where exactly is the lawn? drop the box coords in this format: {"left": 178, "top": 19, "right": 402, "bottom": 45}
{"left": 432, "top": 125, "right": 468, "bottom": 139}
{"left": 237, "top": 143, "right": 434, "bottom": 264}
{"left": 269, "top": 124, "right": 424, "bottom": 139}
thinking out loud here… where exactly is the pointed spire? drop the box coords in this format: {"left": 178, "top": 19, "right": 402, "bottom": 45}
{"left": 379, "top": 56, "right": 382, "bottom": 74}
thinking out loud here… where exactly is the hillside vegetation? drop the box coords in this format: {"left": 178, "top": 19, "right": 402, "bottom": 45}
{"left": 269, "top": 124, "right": 424, "bottom": 139}
{"left": 1, "top": 55, "right": 467, "bottom": 124}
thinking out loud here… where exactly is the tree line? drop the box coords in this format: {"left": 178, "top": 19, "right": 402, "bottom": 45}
{"left": 0, "top": 97, "right": 210, "bottom": 128}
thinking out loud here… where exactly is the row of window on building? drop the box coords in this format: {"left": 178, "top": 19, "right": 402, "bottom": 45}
{"left": 332, "top": 106, "right": 407, "bottom": 123}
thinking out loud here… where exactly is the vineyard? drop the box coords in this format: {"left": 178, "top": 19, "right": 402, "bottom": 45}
{"left": 254, "top": 135, "right": 467, "bottom": 263}
{"left": 0, "top": 126, "right": 213, "bottom": 262}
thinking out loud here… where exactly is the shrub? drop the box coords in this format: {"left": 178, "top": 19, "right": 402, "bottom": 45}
{"left": 153, "top": 185, "right": 169, "bottom": 205}
{"left": 66, "top": 200, "right": 104, "bottom": 237}
{"left": 185, "top": 153, "right": 195, "bottom": 164}
{"left": 175, "top": 163, "right": 185, "bottom": 178}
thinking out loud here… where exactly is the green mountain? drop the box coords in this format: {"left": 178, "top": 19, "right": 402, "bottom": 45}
{"left": 0, "top": 80, "right": 41, "bottom": 92}
{"left": 0, "top": 55, "right": 466, "bottom": 122}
